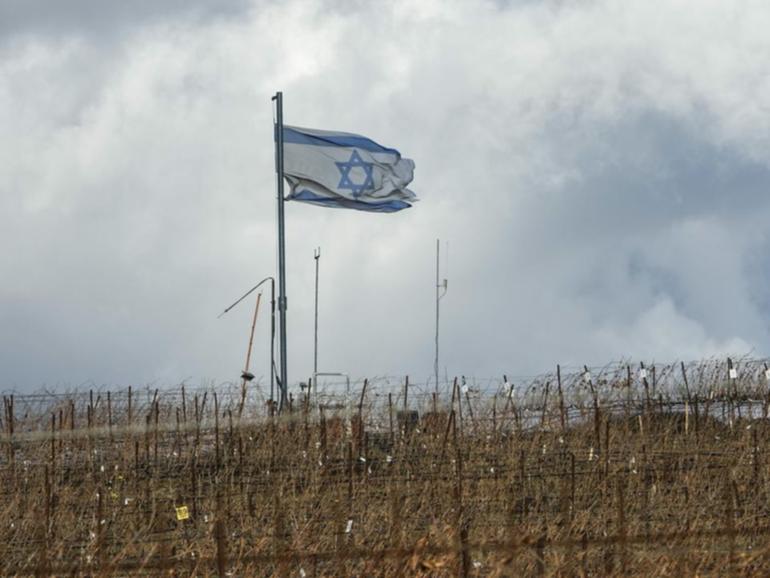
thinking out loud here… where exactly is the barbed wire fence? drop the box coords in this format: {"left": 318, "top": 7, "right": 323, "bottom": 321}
{"left": 3, "top": 356, "right": 770, "bottom": 576}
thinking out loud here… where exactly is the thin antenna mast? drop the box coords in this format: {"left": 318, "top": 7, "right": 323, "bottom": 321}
{"left": 314, "top": 247, "right": 320, "bottom": 378}
{"left": 434, "top": 239, "right": 448, "bottom": 392}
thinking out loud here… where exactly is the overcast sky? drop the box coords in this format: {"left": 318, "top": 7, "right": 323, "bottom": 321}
{"left": 2, "top": 0, "right": 770, "bottom": 392}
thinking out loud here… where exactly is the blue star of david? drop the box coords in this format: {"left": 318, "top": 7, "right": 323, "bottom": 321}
{"left": 335, "top": 150, "right": 375, "bottom": 198}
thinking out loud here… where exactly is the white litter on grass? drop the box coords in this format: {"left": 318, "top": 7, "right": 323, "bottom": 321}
{"left": 345, "top": 519, "right": 353, "bottom": 534}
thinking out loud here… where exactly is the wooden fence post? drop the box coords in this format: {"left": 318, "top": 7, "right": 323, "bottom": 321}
{"left": 215, "top": 490, "right": 228, "bottom": 577}
{"left": 557, "top": 365, "right": 566, "bottom": 433}
{"left": 534, "top": 534, "right": 546, "bottom": 577}
{"left": 617, "top": 475, "right": 627, "bottom": 575}
{"left": 454, "top": 421, "right": 469, "bottom": 578}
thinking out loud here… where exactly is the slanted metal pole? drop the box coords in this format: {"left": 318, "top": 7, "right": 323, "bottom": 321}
{"left": 218, "top": 276, "right": 276, "bottom": 405}
{"left": 314, "top": 247, "right": 320, "bottom": 379}
{"left": 243, "top": 292, "right": 262, "bottom": 379}
{"left": 273, "top": 91, "right": 288, "bottom": 410}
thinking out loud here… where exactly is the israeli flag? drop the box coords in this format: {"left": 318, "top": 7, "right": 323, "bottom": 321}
{"left": 282, "top": 126, "right": 417, "bottom": 213}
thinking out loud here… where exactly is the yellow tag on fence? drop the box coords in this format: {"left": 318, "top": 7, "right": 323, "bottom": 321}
{"left": 175, "top": 506, "right": 189, "bottom": 521}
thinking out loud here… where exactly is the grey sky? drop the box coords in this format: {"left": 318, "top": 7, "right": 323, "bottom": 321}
{"left": 2, "top": 0, "right": 770, "bottom": 391}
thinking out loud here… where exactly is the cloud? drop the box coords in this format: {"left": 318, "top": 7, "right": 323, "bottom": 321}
{"left": 0, "top": 0, "right": 252, "bottom": 42}
{"left": 2, "top": 0, "right": 770, "bottom": 390}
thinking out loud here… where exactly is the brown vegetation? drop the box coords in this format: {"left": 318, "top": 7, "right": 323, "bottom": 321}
{"left": 2, "top": 359, "right": 770, "bottom": 576}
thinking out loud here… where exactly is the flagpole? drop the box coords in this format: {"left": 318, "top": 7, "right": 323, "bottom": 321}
{"left": 273, "top": 91, "right": 288, "bottom": 411}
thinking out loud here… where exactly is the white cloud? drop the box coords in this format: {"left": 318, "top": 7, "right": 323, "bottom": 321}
{"left": 2, "top": 0, "right": 770, "bottom": 390}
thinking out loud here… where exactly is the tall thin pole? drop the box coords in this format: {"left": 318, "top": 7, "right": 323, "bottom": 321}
{"left": 435, "top": 239, "right": 447, "bottom": 393}
{"left": 269, "top": 278, "right": 275, "bottom": 404}
{"left": 273, "top": 91, "right": 288, "bottom": 410}
{"left": 435, "top": 239, "right": 440, "bottom": 392}
{"left": 314, "top": 247, "right": 320, "bottom": 377}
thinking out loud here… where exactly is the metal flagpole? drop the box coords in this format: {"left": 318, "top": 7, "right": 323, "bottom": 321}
{"left": 314, "top": 247, "right": 320, "bottom": 379}
{"left": 273, "top": 91, "right": 288, "bottom": 410}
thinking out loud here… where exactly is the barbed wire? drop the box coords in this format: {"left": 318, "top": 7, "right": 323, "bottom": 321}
{"left": 3, "top": 357, "right": 770, "bottom": 575}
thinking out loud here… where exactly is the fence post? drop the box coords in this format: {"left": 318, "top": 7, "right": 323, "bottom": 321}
{"left": 357, "top": 379, "right": 368, "bottom": 457}
{"left": 50, "top": 414, "right": 56, "bottom": 473}
{"left": 617, "top": 475, "right": 627, "bottom": 575}
{"left": 681, "top": 362, "right": 697, "bottom": 436}
{"left": 37, "top": 465, "right": 51, "bottom": 577}
{"left": 557, "top": 365, "right": 566, "bottom": 433}
{"left": 726, "top": 479, "right": 736, "bottom": 573}
{"left": 273, "top": 493, "right": 289, "bottom": 576}
{"left": 214, "top": 392, "right": 221, "bottom": 471}
{"left": 534, "top": 534, "right": 546, "bottom": 577}
{"left": 581, "top": 531, "right": 589, "bottom": 577}
{"left": 215, "top": 489, "right": 228, "bottom": 577}
{"left": 454, "top": 425, "right": 469, "bottom": 578}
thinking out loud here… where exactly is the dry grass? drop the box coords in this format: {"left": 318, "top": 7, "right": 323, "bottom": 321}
{"left": 2, "top": 358, "right": 770, "bottom": 576}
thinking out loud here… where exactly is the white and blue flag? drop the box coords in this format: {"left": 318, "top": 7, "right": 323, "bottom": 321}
{"left": 282, "top": 126, "right": 417, "bottom": 213}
